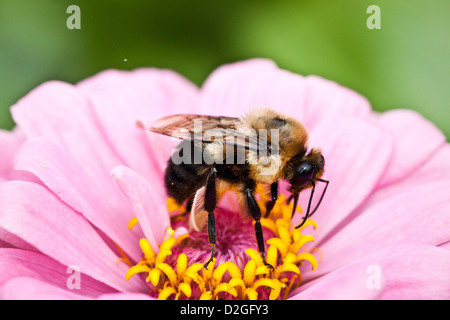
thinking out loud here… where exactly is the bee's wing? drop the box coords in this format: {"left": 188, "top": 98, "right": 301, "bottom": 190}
{"left": 147, "top": 114, "right": 262, "bottom": 152}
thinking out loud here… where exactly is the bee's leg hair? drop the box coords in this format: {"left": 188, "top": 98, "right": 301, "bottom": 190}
{"left": 264, "top": 181, "right": 278, "bottom": 218}
{"left": 245, "top": 184, "right": 274, "bottom": 271}
{"left": 203, "top": 168, "right": 217, "bottom": 269}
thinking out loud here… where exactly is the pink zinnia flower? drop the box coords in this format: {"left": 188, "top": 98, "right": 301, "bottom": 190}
{"left": 1, "top": 59, "right": 450, "bottom": 300}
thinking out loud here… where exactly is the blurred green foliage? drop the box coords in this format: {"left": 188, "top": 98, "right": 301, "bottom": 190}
{"left": 1, "top": 0, "right": 449, "bottom": 139}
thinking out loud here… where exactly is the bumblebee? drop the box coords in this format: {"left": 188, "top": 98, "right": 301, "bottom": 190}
{"left": 147, "top": 109, "right": 329, "bottom": 269}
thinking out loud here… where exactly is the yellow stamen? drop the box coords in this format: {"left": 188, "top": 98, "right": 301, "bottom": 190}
{"left": 214, "top": 283, "right": 238, "bottom": 298}
{"left": 147, "top": 268, "right": 162, "bottom": 287}
{"left": 175, "top": 233, "right": 190, "bottom": 245}
{"left": 310, "top": 247, "right": 324, "bottom": 263}
{"left": 275, "top": 263, "right": 300, "bottom": 278}
{"left": 244, "top": 249, "right": 263, "bottom": 266}
{"left": 199, "top": 291, "right": 213, "bottom": 300}
{"left": 252, "top": 278, "right": 284, "bottom": 300}
{"left": 139, "top": 238, "right": 155, "bottom": 262}
{"left": 184, "top": 263, "right": 204, "bottom": 284}
{"left": 267, "top": 237, "right": 289, "bottom": 257}
{"left": 255, "top": 265, "right": 270, "bottom": 276}
{"left": 160, "top": 237, "right": 176, "bottom": 252}
{"left": 212, "top": 261, "right": 242, "bottom": 283}
{"left": 179, "top": 282, "right": 192, "bottom": 298}
{"left": 158, "top": 286, "right": 176, "bottom": 300}
{"left": 245, "top": 288, "right": 258, "bottom": 300}
{"left": 297, "top": 219, "right": 318, "bottom": 230}
{"left": 243, "top": 260, "right": 256, "bottom": 286}
{"left": 259, "top": 218, "right": 277, "bottom": 234}
{"left": 296, "top": 252, "right": 318, "bottom": 271}
{"left": 156, "top": 263, "right": 178, "bottom": 287}
{"left": 202, "top": 258, "right": 216, "bottom": 281}
{"left": 176, "top": 253, "right": 188, "bottom": 278}
{"left": 126, "top": 186, "right": 322, "bottom": 300}
{"left": 277, "top": 224, "right": 291, "bottom": 245}
{"left": 127, "top": 216, "right": 139, "bottom": 230}
{"left": 113, "top": 241, "right": 132, "bottom": 267}
{"left": 283, "top": 274, "right": 298, "bottom": 300}
{"left": 229, "top": 278, "right": 246, "bottom": 291}
{"left": 266, "top": 244, "right": 278, "bottom": 267}
{"left": 166, "top": 197, "right": 186, "bottom": 214}
{"left": 291, "top": 227, "right": 302, "bottom": 243}
{"left": 291, "top": 234, "right": 315, "bottom": 253}
{"left": 126, "top": 264, "right": 151, "bottom": 281}
{"left": 155, "top": 249, "right": 172, "bottom": 264}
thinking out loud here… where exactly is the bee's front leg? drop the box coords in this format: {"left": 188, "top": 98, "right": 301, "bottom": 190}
{"left": 264, "top": 181, "right": 278, "bottom": 218}
{"left": 203, "top": 168, "right": 217, "bottom": 269}
{"left": 244, "top": 183, "right": 275, "bottom": 271}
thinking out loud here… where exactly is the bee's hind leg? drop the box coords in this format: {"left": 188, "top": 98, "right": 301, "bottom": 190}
{"left": 203, "top": 168, "right": 218, "bottom": 269}
{"left": 244, "top": 182, "right": 275, "bottom": 271}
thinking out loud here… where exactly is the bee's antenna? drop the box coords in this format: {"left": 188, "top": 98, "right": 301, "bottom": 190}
{"left": 295, "top": 181, "right": 315, "bottom": 229}
{"left": 295, "top": 178, "right": 329, "bottom": 229}
{"left": 308, "top": 178, "right": 329, "bottom": 217}
{"left": 291, "top": 191, "right": 300, "bottom": 219}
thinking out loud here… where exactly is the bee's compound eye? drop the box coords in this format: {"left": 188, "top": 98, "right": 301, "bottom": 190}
{"left": 290, "top": 162, "right": 314, "bottom": 189}
{"left": 297, "top": 162, "right": 313, "bottom": 176}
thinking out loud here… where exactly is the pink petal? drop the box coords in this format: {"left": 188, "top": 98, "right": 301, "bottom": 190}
{"left": 315, "top": 181, "right": 450, "bottom": 277}
{"left": 290, "top": 257, "right": 383, "bottom": 300}
{"left": 11, "top": 81, "right": 122, "bottom": 175}
{"left": 199, "top": 59, "right": 309, "bottom": 121}
{"left": 303, "top": 75, "right": 372, "bottom": 128}
{"left": 199, "top": 59, "right": 371, "bottom": 131}
{"left": 11, "top": 82, "right": 141, "bottom": 253}
{"left": 400, "top": 143, "right": 450, "bottom": 183}
{"left": 111, "top": 165, "right": 170, "bottom": 250}
{"left": 353, "top": 143, "right": 450, "bottom": 214}
{"left": 0, "top": 277, "right": 89, "bottom": 300}
{"left": 14, "top": 138, "right": 142, "bottom": 262}
{"left": 376, "top": 245, "right": 450, "bottom": 299}
{"left": 0, "top": 226, "right": 38, "bottom": 252}
{"left": 0, "top": 248, "right": 114, "bottom": 298}
{"left": 0, "top": 127, "right": 25, "bottom": 183}
{"left": 295, "top": 115, "right": 392, "bottom": 240}
{"left": 76, "top": 68, "right": 198, "bottom": 181}
{"left": 0, "top": 180, "right": 146, "bottom": 293}
{"left": 138, "top": 126, "right": 181, "bottom": 178}
{"left": 372, "top": 109, "right": 446, "bottom": 187}
{"left": 439, "top": 240, "right": 450, "bottom": 251}
{"left": 291, "top": 244, "right": 450, "bottom": 300}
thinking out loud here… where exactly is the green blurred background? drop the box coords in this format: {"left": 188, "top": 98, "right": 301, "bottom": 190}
{"left": 1, "top": 0, "right": 449, "bottom": 138}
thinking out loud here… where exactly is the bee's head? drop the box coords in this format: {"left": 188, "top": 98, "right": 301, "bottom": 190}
{"left": 289, "top": 161, "right": 317, "bottom": 191}
{"left": 288, "top": 148, "right": 325, "bottom": 193}
{"left": 286, "top": 148, "right": 325, "bottom": 221}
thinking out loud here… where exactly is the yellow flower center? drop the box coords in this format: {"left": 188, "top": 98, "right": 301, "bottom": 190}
{"left": 125, "top": 186, "right": 319, "bottom": 300}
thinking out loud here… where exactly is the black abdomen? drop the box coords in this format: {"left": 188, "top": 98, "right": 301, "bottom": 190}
{"left": 164, "top": 140, "right": 250, "bottom": 204}
{"left": 164, "top": 158, "right": 209, "bottom": 204}
{"left": 164, "top": 141, "right": 209, "bottom": 204}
